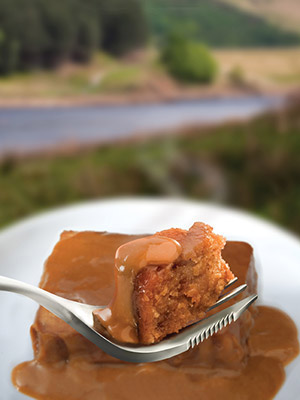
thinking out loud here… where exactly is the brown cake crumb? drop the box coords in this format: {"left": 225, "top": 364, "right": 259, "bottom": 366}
{"left": 93, "top": 222, "right": 234, "bottom": 344}
{"left": 134, "top": 222, "right": 234, "bottom": 343}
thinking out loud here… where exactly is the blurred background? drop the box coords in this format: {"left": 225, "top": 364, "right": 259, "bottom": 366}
{"left": 0, "top": 0, "right": 299, "bottom": 235}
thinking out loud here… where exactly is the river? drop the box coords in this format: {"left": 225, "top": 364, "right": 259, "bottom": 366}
{"left": 0, "top": 95, "right": 283, "bottom": 154}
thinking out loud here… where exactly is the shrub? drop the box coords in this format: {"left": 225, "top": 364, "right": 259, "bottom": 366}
{"left": 162, "top": 34, "right": 217, "bottom": 83}
{"left": 228, "top": 65, "right": 246, "bottom": 87}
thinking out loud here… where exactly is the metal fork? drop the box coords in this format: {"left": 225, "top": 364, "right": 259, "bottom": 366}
{"left": 0, "top": 275, "right": 257, "bottom": 363}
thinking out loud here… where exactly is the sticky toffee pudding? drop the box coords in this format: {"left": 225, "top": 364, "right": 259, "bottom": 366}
{"left": 12, "top": 226, "right": 299, "bottom": 400}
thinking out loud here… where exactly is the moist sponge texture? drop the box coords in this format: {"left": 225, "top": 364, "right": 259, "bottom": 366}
{"left": 134, "top": 222, "right": 234, "bottom": 344}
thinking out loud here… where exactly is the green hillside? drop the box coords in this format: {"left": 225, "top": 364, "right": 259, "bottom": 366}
{"left": 219, "top": 0, "right": 300, "bottom": 34}
{"left": 145, "top": 0, "right": 300, "bottom": 47}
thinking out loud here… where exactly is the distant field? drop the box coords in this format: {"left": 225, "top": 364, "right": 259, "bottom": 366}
{"left": 214, "top": 47, "right": 300, "bottom": 88}
{"left": 0, "top": 48, "right": 299, "bottom": 104}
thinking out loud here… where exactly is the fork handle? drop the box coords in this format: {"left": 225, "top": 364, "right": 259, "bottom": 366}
{"left": 0, "top": 275, "right": 75, "bottom": 322}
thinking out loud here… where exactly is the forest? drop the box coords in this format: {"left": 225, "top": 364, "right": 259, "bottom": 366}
{"left": 0, "top": 0, "right": 147, "bottom": 74}
{"left": 0, "top": 0, "right": 300, "bottom": 75}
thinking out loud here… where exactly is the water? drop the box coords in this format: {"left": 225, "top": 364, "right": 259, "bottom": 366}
{"left": 0, "top": 96, "right": 283, "bottom": 154}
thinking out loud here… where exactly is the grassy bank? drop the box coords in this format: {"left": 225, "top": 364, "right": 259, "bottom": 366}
{"left": 0, "top": 48, "right": 300, "bottom": 105}
{"left": 0, "top": 95, "right": 299, "bottom": 235}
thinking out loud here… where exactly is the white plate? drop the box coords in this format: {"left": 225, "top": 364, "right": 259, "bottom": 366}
{"left": 0, "top": 197, "right": 299, "bottom": 399}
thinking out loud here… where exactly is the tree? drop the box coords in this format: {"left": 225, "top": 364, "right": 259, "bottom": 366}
{"left": 35, "top": 0, "right": 76, "bottom": 67}
{"left": 71, "top": 1, "right": 100, "bottom": 63}
{"left": 0, "top": 30, "right": 20, "bottom": 74}
{"left": 97, "top": 0, "right": 148, "bottom": 56}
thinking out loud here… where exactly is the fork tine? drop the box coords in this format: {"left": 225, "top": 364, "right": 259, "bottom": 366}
{"left": 208, "top": 284, "right": 247, "bottom": 311}
{"left": 224, "top": 276, "right": 238, "bottom": 289}
{"left": 102, "top": 294, "right": 258, "bottom": 363}
{"left": 232, "top": 293, "right": 258, "bottom": 321}
{"left": 184, "top": 294, "right": 258, "bottom": 350}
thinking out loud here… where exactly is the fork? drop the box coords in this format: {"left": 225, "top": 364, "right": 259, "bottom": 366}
{"left": 0, "top": 275, "right": 257, "bottom": 363}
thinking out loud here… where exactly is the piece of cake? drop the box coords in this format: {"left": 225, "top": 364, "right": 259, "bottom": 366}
{"left": 27, "top": 230, "right": 253, "bottom": 366}
{"left": 93, "top": 222, "right": 234, "bottom": 344}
